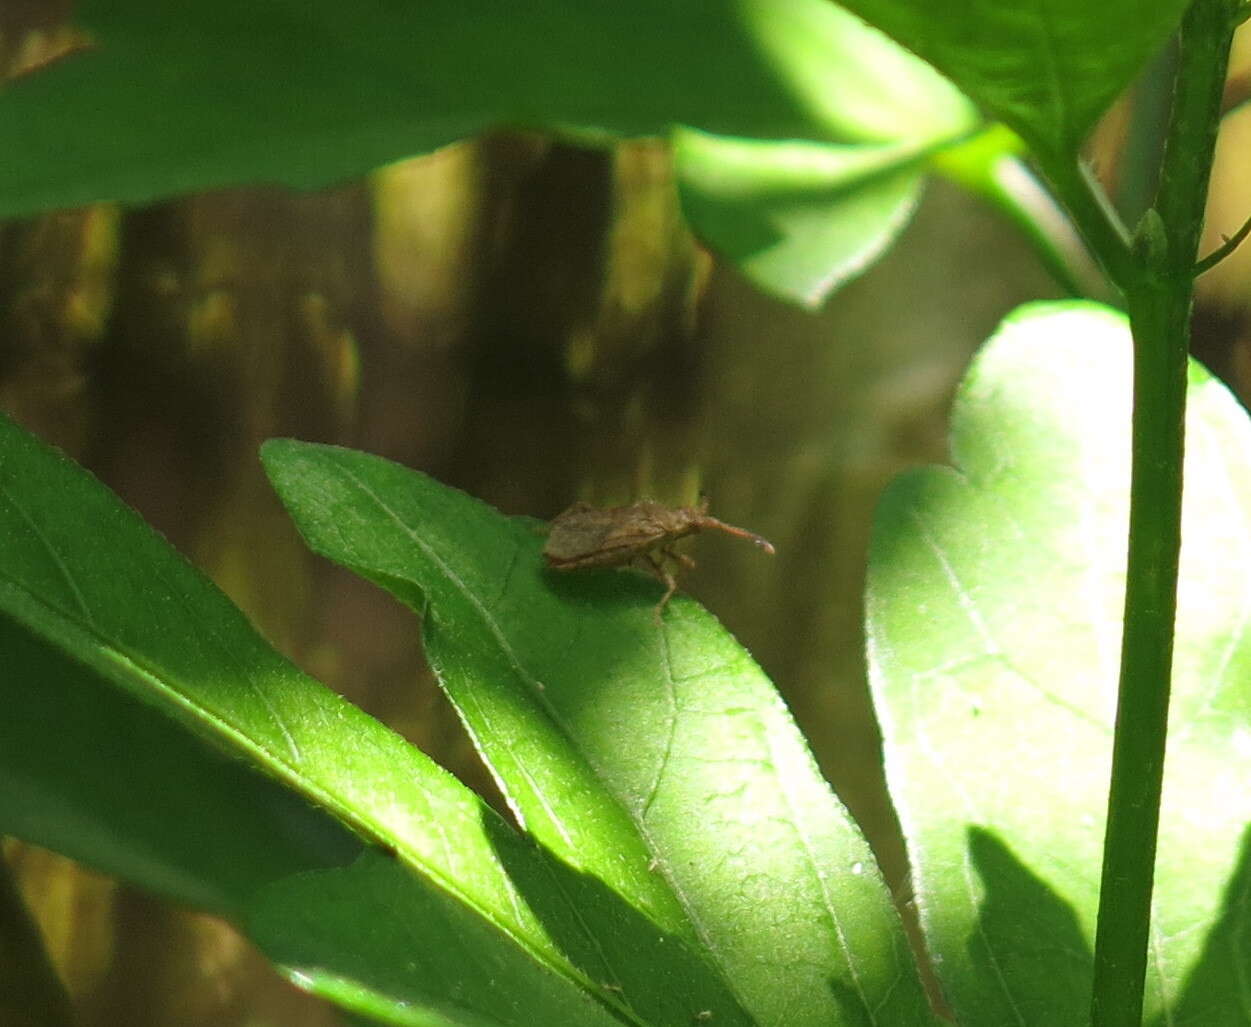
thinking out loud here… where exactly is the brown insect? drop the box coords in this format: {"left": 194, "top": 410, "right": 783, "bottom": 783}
{"left": 543, "top": 498, "right": 775, "bottom": 620}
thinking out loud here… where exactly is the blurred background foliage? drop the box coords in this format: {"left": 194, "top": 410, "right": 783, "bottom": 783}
{"left": 2, "top": 4, "right": 1251, "bottom": 1025}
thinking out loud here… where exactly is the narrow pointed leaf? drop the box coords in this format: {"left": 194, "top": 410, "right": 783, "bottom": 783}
{"left": 0, "top": 612, "right": 358, "bottom": 916}
{"left": 867, "top": 301, "right": 1251, "bottom": 1024}
{"left": 263, "top": 439, "right": 938, "bottom": 1027}
{"left": 252, "top": 853, "right": 622, "bottom": 1027}
{"left": 0, "top": 411, "right": 650, "bottom": 1021}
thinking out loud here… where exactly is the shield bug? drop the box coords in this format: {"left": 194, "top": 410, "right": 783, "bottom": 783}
{"left": 543, "top": 497, "right": 774, "bottom": 620}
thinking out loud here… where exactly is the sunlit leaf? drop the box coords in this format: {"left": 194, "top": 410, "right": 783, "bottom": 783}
{"left": 264, "top": 439, "right": 938, "bottom": 1027}
{"left": 671, "top": 2, "right": 976, "bottom": 307}
{"left": 675, "top": 131, "right": 925, "bottom": 308}
{"left": 0, "top": 614, "right": 358, "bottom": 916}
{"left": 867, "top": 301, "right": 1251, "bottom": 1024}
{"left": 0, "top": 412, "right": 632, "bottom": 1022}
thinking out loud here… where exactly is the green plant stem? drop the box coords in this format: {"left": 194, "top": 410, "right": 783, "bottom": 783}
{"left": 982, "top": 156, "right": 1112, "bottom": 300}
{"left": 1037, "top": 154, "right": 1135, "bottom": 289}
{"left": 1091, "top": 277, "right": 1187, "bottom": 1027}
{"left": 1088, "top": 2, "right": 1238, "bottom": 1025}
{"left": 1193, "top": 209, "right": 1251, "bottom": 275}
{"left": 933, "top": 129, "right": 1113, "bottom": 300}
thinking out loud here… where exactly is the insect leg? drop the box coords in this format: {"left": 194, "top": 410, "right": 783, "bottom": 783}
{"left": 643, "top": 552, "right": 679, "bottom": 623}
{"left": 660, "top": 544, "right": 696, "bottom": 573}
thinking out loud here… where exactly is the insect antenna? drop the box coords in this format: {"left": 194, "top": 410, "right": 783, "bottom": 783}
{"left": 700, "top": 517, "right": 776, "bottom": 555}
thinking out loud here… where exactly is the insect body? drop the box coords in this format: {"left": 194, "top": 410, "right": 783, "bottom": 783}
{"left": 543, "top": 498, "right": 774, "bottom": 619}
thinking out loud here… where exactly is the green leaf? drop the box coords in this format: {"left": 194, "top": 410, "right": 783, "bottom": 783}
{"left": 671, "top": 5, "right": 977, "bottom": 307}
{"left": 0, "top": 411, "right": 659, "bottom": 1022}
{"left": 0, "top": 410, "right": 925, "bottom": 1025}
{"left": 866, "top": 301, "right": 1251, "bottom": 1024}
{"left": 0, "top": 613, "right": 358, "bottom": 916}
{"left": 252, "top": 852, "right": 621, "bottom": 1027}
{"left": 4, "top": 0, "right": 979, "bottom": 307}
{"left": 263, "top": 440, "right": 937, "bottom": 1027}
{"left": 675, "top": 131, "right": 926, "bottom": 308}
{"left": 0, "top": 0, "right": 966, "bottom": 218}
{"left": 837, "top": 0, "right": 1190, "bottom": 159}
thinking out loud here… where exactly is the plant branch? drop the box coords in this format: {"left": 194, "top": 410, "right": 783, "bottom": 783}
{"left": 1192, "top": 209, "right": 1251, "bottom": 276}
{"left": 1089, "top": 2, "right": 1239, "bottom": 1025}
{"left": 1035, "top": 154, "right": 1137, "bottom": 291}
